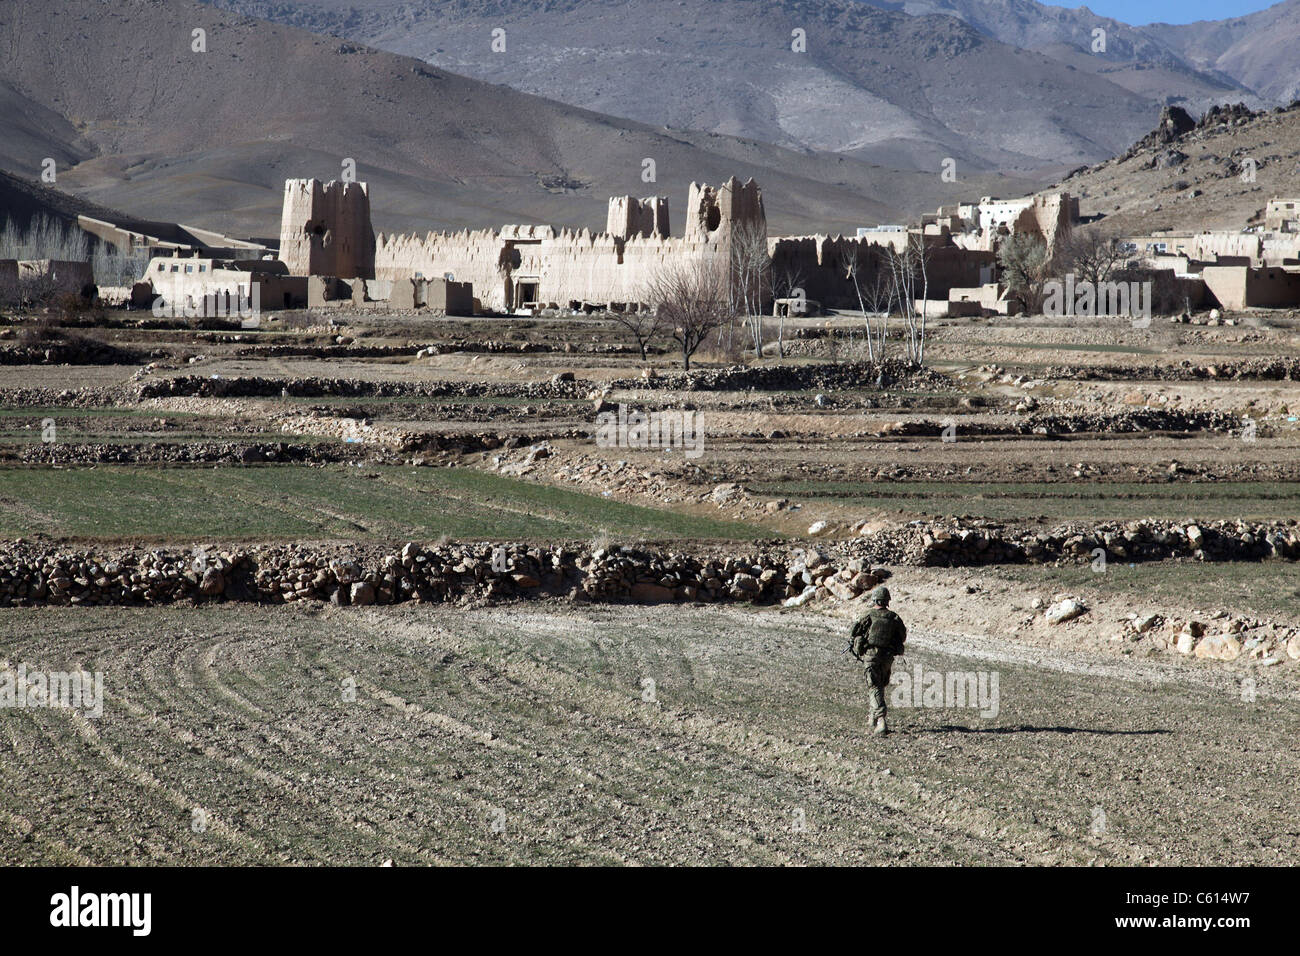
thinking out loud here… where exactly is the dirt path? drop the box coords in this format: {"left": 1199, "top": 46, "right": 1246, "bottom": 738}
{"left": 0, "top": 603, "right": 1294, "bottom": 865}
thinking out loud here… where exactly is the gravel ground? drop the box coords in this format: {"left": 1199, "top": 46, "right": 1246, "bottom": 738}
{"left": 1, "top": 601, "right": 1295, "bottom": 866}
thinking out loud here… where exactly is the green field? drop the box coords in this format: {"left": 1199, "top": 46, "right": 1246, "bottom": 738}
{"left": 754, "top": 480, "right": 1300, "bottom": 521}
{"left": 0, "top": 464, "right": 765, "bottom": 543}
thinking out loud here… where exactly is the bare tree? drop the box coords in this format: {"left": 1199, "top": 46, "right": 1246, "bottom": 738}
{"left": 881, "top": 234, "right": 932, "bottom": 365}
{"left": 0, "top": 214, "right": 136, "bottom": 305}
{"left": 608, "top": 306, "right": 667, "bottom": 363}
{"left": 1055, "top": 224, "right": 1127, "bottom": 288}
{"left": 729, "top": 221, "right": 770, "bottom": 356}
{"left": 997, "top": 233, "right": 1052, "bottom": 314}
{"left": 647, "top": 254, "right": 735, "bottom": 372}
{"left": 845, "top": 245, "right": 893, "bottom": 362}
{"left": 769, "top": 258, "right": 805, "bottom": 359}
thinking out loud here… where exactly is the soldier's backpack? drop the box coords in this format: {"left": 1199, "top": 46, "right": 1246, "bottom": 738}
{"left": 867, "top": 609, "right": 906, "bottom": 655}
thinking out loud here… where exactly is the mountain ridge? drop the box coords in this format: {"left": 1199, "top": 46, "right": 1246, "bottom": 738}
{"left": 0, "top": 0, "right": 1042, "bottom": 241}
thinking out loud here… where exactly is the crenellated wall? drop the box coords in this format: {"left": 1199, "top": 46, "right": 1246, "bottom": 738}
{"left": 374, "top": 228, "right": 510, "bottom": 308}
{"left": 369, "top": 178, "right": 764, "bottom": 311}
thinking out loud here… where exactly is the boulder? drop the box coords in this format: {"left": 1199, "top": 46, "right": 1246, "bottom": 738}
{"left": 710, "top": 483, "right": 743, "bottom": 504}
{"left": 823, "top": 578, "right": 855, "bottom": 602}
{"left": 350, "top": 581, "right": 375, "bottom": 606}
{"left": 1132, "top": 613, "right": 1161, "bottom": 634}
{"left": 1194, "top": 635, "right": 1241, "bottom": 662}
{"left": 849, "top": 571, "right": 879, "bottom": 592}
{"left": 783, "top": 585, "right": 817, "bottom": 608}
{"left": 199, "top": 567, "right": 225, "bottom": 596}
{"left": 1045, "top": 598, "right": 1085, "bottom": 625}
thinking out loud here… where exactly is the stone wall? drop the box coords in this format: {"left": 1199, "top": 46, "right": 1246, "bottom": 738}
{"left": 4, "top": 518, "right": 1300, "bottom": 609}
{"left": 374, "top": 222, "right": 729, "bottom": 313}
{"left": 374, "top": 228, "right": 508, "bottom": 308}
{"left": 0, "top": 541, "right": 880, "bottom": 609}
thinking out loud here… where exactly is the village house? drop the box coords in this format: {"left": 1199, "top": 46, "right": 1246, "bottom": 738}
{"left": 1119, "top": 199, "right": 1300, "bottom": 310}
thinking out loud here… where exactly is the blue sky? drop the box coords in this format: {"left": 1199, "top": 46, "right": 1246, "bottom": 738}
{"left": 1079, "top": 1, "right": 1279, "bottom": 25}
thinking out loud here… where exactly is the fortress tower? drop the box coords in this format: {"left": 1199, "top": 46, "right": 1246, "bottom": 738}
{"left": 606, "top": 196, "right": 670, "bottom": 240}
{"left": 279, "top": 179, "right": 376, "bottom": 279}
{"left": 684, "top": 177, "right": 766, "bottom": 244}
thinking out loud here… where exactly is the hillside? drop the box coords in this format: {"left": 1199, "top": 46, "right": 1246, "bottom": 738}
{"left": 0, "top": 170, "right": 134, "bottom": 235}
{"left": 1145, "top": 0, "right": 1300, "bottom": 105}
{"left": 0, "top": 0, "right": 1043, "bottom": 240}
{"left": 871, "top": 0, "right": 1300, "bottom": 109}
{"left": 862, "top": 0, "right": 1264, "bottom": 107}
{"left": 200, "top": 0, "right": 1158, "bottom": 172}
{"left": 1045, "top": 102, "right": 1300, "bottom": 235}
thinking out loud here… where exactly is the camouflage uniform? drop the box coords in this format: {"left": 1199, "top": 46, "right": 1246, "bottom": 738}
{"left": 850, "top": 588, "right": 907, "bottom": 734}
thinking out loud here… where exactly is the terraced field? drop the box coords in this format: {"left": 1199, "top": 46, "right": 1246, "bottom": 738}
{"left": 0, "top": 465, "right": 763, "bottom": 542}
{"left": 2, "top": 603, "right": 1296, "bottom": 866}
{"left": 751, "top": 480, "right": 1300, "bottom": 521}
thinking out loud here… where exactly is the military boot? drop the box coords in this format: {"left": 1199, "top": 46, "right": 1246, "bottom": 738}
{"left": 873, "top": 716, "right": 889, "bottom": 736}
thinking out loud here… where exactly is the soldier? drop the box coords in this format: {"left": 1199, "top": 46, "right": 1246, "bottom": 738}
{"left": 850, "top": 585, "right": 907, "bottom": 736}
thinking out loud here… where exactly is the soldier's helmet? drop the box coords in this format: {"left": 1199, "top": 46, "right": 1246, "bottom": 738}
{"left": 869, "top": 585, "right": 891, "bottom": 606}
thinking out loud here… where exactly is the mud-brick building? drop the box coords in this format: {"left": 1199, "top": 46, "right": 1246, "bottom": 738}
{"left": 275, "top": 175, "right": 1040, "bottom": 315}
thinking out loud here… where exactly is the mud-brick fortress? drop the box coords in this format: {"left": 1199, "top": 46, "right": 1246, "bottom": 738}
{"left": 280, "top": 176, "right": 770, "bottom": 313}
{"left": 274, "top": 176, "right": 1059, "bottom": 315}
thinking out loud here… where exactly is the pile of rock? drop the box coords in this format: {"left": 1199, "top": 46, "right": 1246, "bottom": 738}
{"left": 1044, "top": 358, "right": 1300, "bottom": 382}
{"left": 608, "top": 360, "right": 950, "bottom": 394}
{"left": 827, "top": 518, "right": 1300, "bottom": 567}
{"left": 0, "top": 340, "right": 142, "bottom": 366}
{"left": 19, "top": 440, "right": 360, "bottom": 467}
{"left": 137, "top": 375, "right": 587, "bottom": 401}
{"left": 0, "top": 541, "right": 889, "bottom": 610}
{"left": 1120, "top": 103, "right": 1267, "bottom": 162}
{"left": 1141, "top": 614, "right": 1300, "bottom": 665}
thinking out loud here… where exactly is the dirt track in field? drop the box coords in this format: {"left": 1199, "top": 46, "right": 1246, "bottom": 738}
{"left": 1, "top": 602, "right": 1296, "bottom": 866}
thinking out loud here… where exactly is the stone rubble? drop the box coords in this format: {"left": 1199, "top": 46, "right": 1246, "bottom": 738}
{"left": 0, "top": 540, "right": 886, "bottom": 611}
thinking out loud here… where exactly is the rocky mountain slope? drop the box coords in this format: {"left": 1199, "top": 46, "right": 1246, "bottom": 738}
{"left": 1045, "top": 102, "right": 1300, "bottom": 235}
{"left": 861, "top": 0, "right": 1272, "bottom": 107}
{"left": 1145, "top": 0, "right": 1300, "bottom": 105}
{"left": 201, "top": 0, "right": 1159, "bottom": 172}
{"left": 0, "top": 0, "right": 1041, "bottom": 239}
